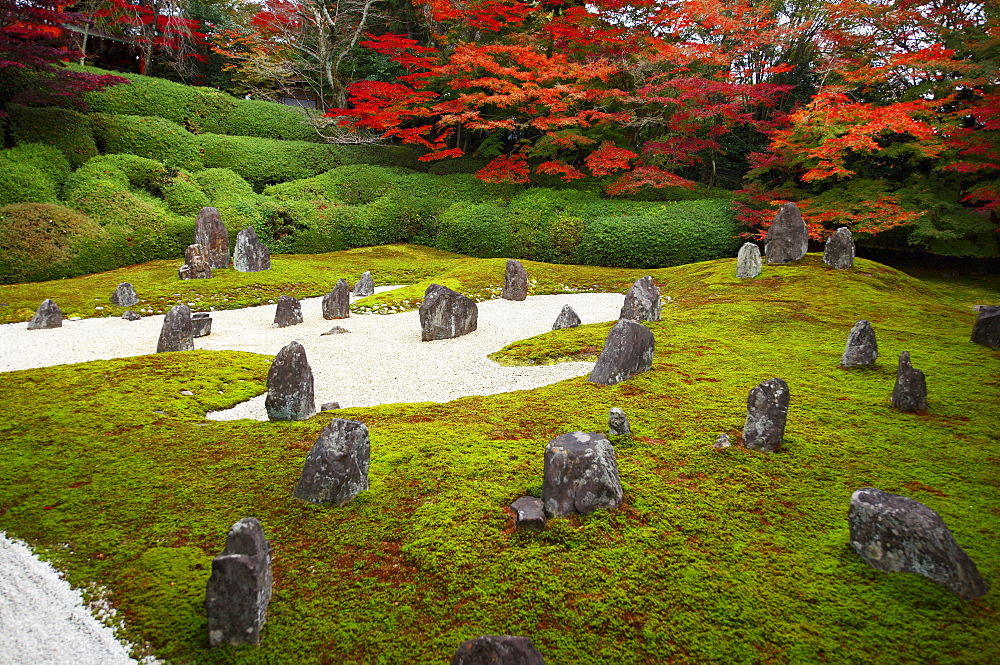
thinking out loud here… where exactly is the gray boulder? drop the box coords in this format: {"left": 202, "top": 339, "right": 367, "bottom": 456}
{"left": 353, "top": 271, "right": 375, "bottom": 298}
{"left": 891, "top": 351, "right": 927, "bottom": 412}
{"left": 265, "top": 341, "right": 315, "bottom": 421}
{"left": 110, "top": 282, "right": 138, "bottom": 307}
{"left": 848, "top": 487, "right": 988, "bottom": 599}
{"left": 765, "top": 202, "right": 809, "bottom": 264}
{"left": 970, "top": 305, "right": 1000, "bottom": 348}
{"left": 735, "top": 242, "right": 762, "bottom": 278}
{"left": 272, "top": 295, "right": 303, "bottom": 328}
{"left": 205, "top": 517, "right": 272, "bottom": 646}
{"left": 620, "top": 276, "right": 660, "bottom": 322}
{"left": 608, "top": 407, "right": 630, "bottom": 435}
{"left": 510, "top": 496, "right": 546, "bottom": 532}
{"left": 192, "top": 312, "right": 212, "bottom": 338}
{"left": 122, "top": 310, "right": 141, "bottom": 321}
{"left": 742, "top": 377, "right": 790, "bottom": 452}
{"left": 194, "top": 207, "right": 230, "bottom": 269}
{"left": 322, "top": 279, "right": 350, "bottom": 320}
{"left": 823, "top": 226, "right": 855, "bottom": 269}
{"left": 233, "top": 227, "right": 271, "bottom": 273}
{"left": 320, "top": 401, "right": 341, "bottom": 411}
{"left": 27, "top": 299, "right": 62, "bottom": 330}
{"left": 179, "top": 244, "right": 212, "bottom": 280}
{"left": 552, "top": 304, "right": 581, "bottom": 330}
{"left": 542, "top": 431, "right": 623, "bottom": 518}
{"left": 293, "top": 418, "right": 370, "bottom": 506}
{"left": 419, "top": 284, "right": 478, "bottom": 341}
{"left": 156, "top": 305, "right": 194, "bottom": 353}
{"left": 841, "top": 320, "right": 878, "bottom": 367}
{"left": 502, "top": 259, "right": 529, "bottom": 301}
{"left": 451, "top": 635, "right": 545, "bottom": 665}
{"left": 588, "top": 319, "right": 655, "bottom": 385}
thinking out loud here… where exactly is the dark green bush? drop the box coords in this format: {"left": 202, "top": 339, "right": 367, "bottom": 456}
{"left": 220, "top": 99, "right": 317, "bottom": 142}
{"left": 91, "top": 154, "right": 170, "bottom": 191}
{"left": 89, "top": 114, "right": 204, "bottom": 171}
{"left": 397, "top": 172, "right": 517, "bottom": 204}
{"left": 0, "top": 143, "right": 71, "bottom": 186}
{"left": 434, "top": 202, "right": 511, "bottom": 257}
{"left": 322, "top": 164, "right": 408, "bottom": 204}
{"left": 191, "top": 168, "right": 256, "bottom": 199}
{"left": 338, "top": 144, "right": 427, "bottom": 170}
{"left": 262, "top": 173, "right": 340, "bottom": 203}
{"left": 0, "top": 161, "right": 58, "bottom": 206}
{"left": 425, "top": 156, "right": 490, "bottom": 175}
{"left": 198, "top": 134, "right": 349, "bottom": 190}
{"left": 0, "top": 203, "right": 111, "bottom": 283}
{"left": 162, "top": 174, "right": 210, "bottom": 217}
{"left": 8, "top": 105, "right": 98, "bottom": 167}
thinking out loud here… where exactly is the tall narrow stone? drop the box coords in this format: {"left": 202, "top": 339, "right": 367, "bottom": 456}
{"left": 272, "top": 295, "right": 303, "bottom": 328}
{"left": 742, "top": 378, "right": 790, "bottom": 452}
{"left": 419, "top": 284, "right": 478, "bottom": 341}
{"left": 265, "top": 341, "right": 315, "bottom": 421}
{"left": 502, "top": 259, "right": 529, "bottom": 301}
{"left": 840, "top": 320, "right": 878, "bottom": 367}
{"left": 233, "top": 227, "right": 271, "bottom": 273}
{"left": 970, "top": 305, "right": 1000, "bottom": 348}
{"left": 322, "top": 279, "right": 350, "bottom": 320}
{"left": 353, "top": 271, "right": 375, "bottom": 298}
{"left": 891, "top": 351, "right": 927, "bottom": 413}
{"left": 195, "top": 207, "right": 230, "bottom": 269}
{"left": 765, "top": 202, "right": 809, "bottom": 264}
{"left": 552, "top": 304, "right": 581, "bottom": 330}
{"left": 110, "top": 282, "right": 139, "bottom": 307}
{"left": 542, "top": 432, "right": 623, "bottom": 518}
{"left": 735, "top": 242, "right": 762, "bottom": 278}
{"left": 619, "top": 276, "right": 661, "bottom": 322}
{"left": 26, "top": 299, "right": 62, "bottom": 330}
{"left": 588, "top": 319, "right": 655, "bottom": 385}
{"left": 205, "top": 517, "right": 273, "bottom": 646}
{"left": 823, "top": 226, "right": 855, "bottom": 269}
{"left": 156, "top": 304, "right": 193, "bottom": 353}
{"left": 293, "top": 418, "right": 370, "bottom": 506}
{"left": 451, "top": 636, "right": 546, "bottom": 665}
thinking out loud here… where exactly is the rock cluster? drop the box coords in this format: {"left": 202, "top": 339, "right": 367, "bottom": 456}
{"left": 588, "top": 319, "right": 654, "bottom": 385}
{"left": 765, "top": 202, "right": 808, "bottom": 264}
{"left": 205, "top": 517, "right": 273, "bottom": 646}
{"left": 542, "top": 432, "right": 623, "bottom": 518}
{"left": 419, "top": 284, "right": 478, "bottom": 341}
{"left": 233, "top": 227, "right": 271, "bottom": 273}
{"left": 293, "top": 418, "right": 370, "bottom": 506}
{"left": 502, "top": 259, "right": 529, "bottom": 301}
{"left": 265, "top": 341, "right": 315, "bottom": 421}
{"left": 27, "top": 299, "right": 62, "bottom": 330}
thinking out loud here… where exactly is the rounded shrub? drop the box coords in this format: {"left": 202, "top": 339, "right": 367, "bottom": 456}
{"left": 0, "top": 143, "right": 71, "bottom": 186}
{"left": 91, "top": 154, "right": 170, "bottom": 191}
{"left": 191, "top": 168, "right": 256, "bottom": 200}
{"left": 288, "top": 204, "right": 351, "bottom": 254}
{"left": 338, "top": 144, "right": 427, "bottom": 170}
{"left": 434, "top": 201, "right": 511, "bottom": 257}
{"left": 8, "top": 105, "right": 98, "bottom": 167}
{"left": 0, "top": 203, "right": 111, "bottom": 283}
{"left": 198, "top": 134, "right": 349, "bottom": 190}
{"left": 322, "top": 164, "right": 405, "bottom": 204}
{"left": 220, "top": 99, "right": 317, "bottom": 142}
{"left": 0, "top": 161, "right": 58, "bottom": 206}
{"left": 89, "top": 113, "right": 203, "bottom": 171}
{"left": 162, "top": 174, "right": 210, "bottom": 216}
{"left": 81, "top": 68, "right": 191, "bottom": 125}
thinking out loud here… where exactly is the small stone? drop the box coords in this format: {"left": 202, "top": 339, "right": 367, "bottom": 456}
{"left": 742, "top": 378, "right": 790, "bottom": 453}
{"left": 180, "top": 244, "right": 212, "bottom": 280}
{"left": 205, "top": 517, "right": 273, "bottom": 646}
{"left": 765, "top": 202, "right": 809, "bottom": 264}
{"left": 353, "top": 271, "right": 375, "bottom": 298}
{"left": 970, "top": 305, "right": 1000, "bottom": 348}
{"left": 588, "top": 319, "right": 655, "bottom": 386}
{"left": 180, "top": 390, "right": 194, "bottom": 396}
{"left": 735, "top": 242, "right": 762, "bottom": 278}
{"left": 713, "top": 433, "right": 731, "bottom": 449}
{"left": 451, "top": 635, "right": 546, "bottom": 665}
{"left": 156, "top": 305, "right": 194, "bottom": 353}
{"left": 265, "top": 341, "right": 315, "bottom": 421}
{"left": 272, "top": 295, "right": 303, "bottom": 328}
{"left": 27, "top": 299, "right": 62, "bottom": 330}
{"left": 191, "top": 312, "right": 212, "bottom": 338}
{"left": 320, "top": 326, "right": 350, "bottom": 336}
{"left": 510, "top": 497, "right": 546, "bottom": 532}
{"left": 293, "top": 418, "right": 370, "bottom": 506}
{"left": 608, "top": 407, "right": 630, "bottom": 435}
{"left": 110, "top": 282, "right": 139, "bottom": 307}
{"left": 620, "top": 276, "right": 661, "bottom": 322}
{"left": 841, "top": 320, "right": 878, "bottom": 367}
{"left": 121, "top": 310, "right": 141, "bottom": 321}
{"left": 891, "top": 351, "right": 927, "bottom": 413}
{"left": 195, "top": 207, "right": 230, "bottom": 269}
{"left": 502, "top": 259, "right": 529, "bottom": 301}
{"left": 320, "top": 402, "right": 340, "bottom": 411}
{"left": 823, "top": 227, "right": 855, "bottom": 269}
{"left": 542, "top": 431, "right": 623, "bottom": 518}
{"left": 322, "top": 279, "right": 350, "bottom": 320}
{"left": 552, "top": 304, "right": 581, "bottom": 330}
{"left": 233, "top": 227, "right": 271, "bottom": 273}
{"left": 419, "top": 284, "right": 478, "bottom": 341}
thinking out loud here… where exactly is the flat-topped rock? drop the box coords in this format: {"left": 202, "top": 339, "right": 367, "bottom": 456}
{"left": 588, "top": 319, "right": 655, "bottom": 385}
{"left": 970, "top": 305, "right": 1000, "bottom": 348}
{"left": 27, "top": 299, "right": 62, "bottom": 330}
{"left": 543, "top": 432, "right": 623, "bottom": 518}
{"left": 205, "top": 517, "right": 272, "bottom": 646}
{"left": 272, "top": 295, "right": 303, "bottom": 328}
{"left": 502, "top": 259, "right": 529, "bottom": 301}
{"left": 823, "top": 226, "right": 855, "bottom": 269}
{"left": 451, "top": 635, "right": 546, "bottom": 665}
{"left": 156, "top": 305, "right": 193, "bottom": 353}
{"left": 736, "top": 242, "right": 762, "bottom": 278}
{"left": 552, "top": 304, "right": 581, "bottom": 330}
{"left": 322, "top": 279, "right": 350, "bottom": 320}
{"left": 620, "top": 276, "right": 660, "bottom": 322}
{"left": 265, "top": 341, "right": 315, "bottom": 421}
{"left": 233, "top": 227, "right": 270, "bottom": 273}
{"left": 419, "top": 284, "right": 478, "bottom": 341}
{"left": 195, "top": 206, "right": 230, "bottom": 269}
{"left": 353, "top": 271, "right": 375, "bottom": 298}
{"left": 191, "top": 312, "right": 212, "bottom": 338}
{"left": 841, "top": 320, "right": 878, "bottom": 367}
{"left": 110, "top": 282, "right": 138, "bottom": 307}
{"left": 742, "top": 377, "right": 790, "bottom": 452}
{"left": 293, "top": 418, "right": 370, "bottom": 506}
{"left": 765, "top": 202, "right": 809, "bottom": 264}
{"left": 510, "top": 496, "right": 546, "bottom": 532}
{"left": 891, "top": 351, "right": 927, "bottom": 412}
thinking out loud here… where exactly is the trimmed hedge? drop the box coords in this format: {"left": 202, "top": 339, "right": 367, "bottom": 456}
{"left": 0, "top": 203, "right": 111, "bottom": 283}
{"left": 0, "top": 161, "right": 58, "bottom": 207}
{"left": 435, "top": 202, "right": 511, "bottom": 257}
{"left": 198, "top": 134, "right": 349, "bottom": 190}
{"left": 8, "top": 105, "right": 98, "bottom": 167}
{"left": 89, "top": 114, "right": 204, "bottom": 172}
{"left": 162, "top": 173, "right": 211, "bottom": 216}
{"left": 321, "top": 164, "right": 409, "bottom": 204}
{"left": 0, "top": 143, "right": 71, "bottom": 186}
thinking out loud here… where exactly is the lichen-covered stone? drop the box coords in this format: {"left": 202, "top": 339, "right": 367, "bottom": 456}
{"left": 27, "top": 299, "right": 62, "bottom": 330}
{"left": 742, "top": 377, "right": 790, "bottom": 452}
{"left": 608, "top": 407, "right": 630, "bottom": 435}
{"left": 510, "top": 496, "right": 546, "bottom": 532}
{"left": 765, "top": 202, "right": 809, "bottom": 264}
{"left": 179, "top": 244, "right": 212, "bottom": 280}
{"left": 451, "top": 635, "right": 546, "bottom": 665}
{"left": 322, "top": 279, "right": 350, "bottom": 320}
{"left": 713, "top": 433, "right": 731, "bottom": 449}
{"left": 891, "top": 351, "right": 927, "bottom": 413}
{"left": 205, "top": 517, "right": 272, "bottom": 646}
{"left": 265, "top": 341, "right": 315, "bottom": 421}
{"left": 233, "top": 227, "right": 270, "bottom": 273}
{"left": 272, "top": 295, "right": 303, "bottom": 328}
{"left": 293, "top": 418, "right": 370, "bottom": 506}
{"left": 823, "top": 226, "right": 855, "bottom": 269}
{"left": 194, "top": 206, "right": 230, "bottom": 269}
{"left": 419, "top": 283, "right": 478, "bottom": 341}
{"left": 110, "top": 282, "right": 138, "bottom": 307}
{"left": 735, "top": 242, "right": 762, "bottom": 278}
{"left": 970, "top": 305, "right": 1000, "bottom": 348}
{"left": 353, "top": 271, "right": 375, "bottom": 297}
{"left": 542, "top": 431, "right": 623, "bottom": 518}
{"left": 156, "top": 304, "right": 193, "bottom": 353}
{"left": 841, "top": 319, "right": 878, "bottom": 367}
{"left": 619, "top": 276, "right": 661, "bottom": 322}
{"left": 588, "top": 319, "right": 654, "bottom": 385}
{"left": 502, "top": 259, "right": 528, "bottom": 301}
{"left": 552, "top": 304, "right": 581, "bottom": 330}
{"left": 191, "top": 312, "right": 212, "bottom": 337}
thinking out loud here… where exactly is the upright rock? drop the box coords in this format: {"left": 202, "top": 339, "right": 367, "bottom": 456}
{"left": 233, "top": 227, "right": 271, "bottom": 273}
{"left": 451, "top": 636, "right": 546, "bottom": 665}
{"left": 742, "top": 377, "right": 790, "bottom": 452}
{"left": 552, "top": 304, "right": 581, "bottom": 330}
{"left": 293, "top": 418, "right": 370, "bottom": 506}
{"left": 608, "top": 407, "right": 631, "bottom": 435}
{"left": 419, "top": 284, "right": 478, "bottom": 341}
{"left": 765, "top": 202, "right": 809, "bottom": 264}
{"left": 823, "top": 227, "right": 855, "bottom": 269}
{"left": 194, "top": 207, "right": 230, "bottom": 269}
{"left": 322, "top": 279, "right": 350, "bottom": 320}
{"left": 970, "top": 305, "right": 1000, "bottom": 348}
{"left": 353, "top": 271, "right": 375, "bottom": 298}
{"left": 110, "top": 282, "right": 138, "bottom": 307}
{"left": 502, "top": 259, "right": 529, "bottom": 301}
{"left": 848, "top": 488, "right": 989, "bottom": 600}
{"left": 191, "top": 312, "right": 212, "bottom": 337}
{"left": 620, "top": 276, "right": 661, "bottom": 322}
{"left": 265, "top": 341, "right": 315, "bottom": 421}
{"left": 205, "top": 517, "right": 273, "bottom": 646}
{"left": 891, "top": 351, "right": 927, "bottom": 412}
{"left": 841, "top": 320, "right": 878, "bottom": 367}
{"left": 735, "top": 242, "right": 762, "bottom": 278}
{"left": 156, "top": 304, "right": 194, "bottom": 353}
{"left": 272, "top": 295, "right": 303, "bottom": 328}
{"left": 542, "top": 431, "right": 623, "bottom": 518}
{"left": 510, "top": 497, "right": 546, "bottom": 532}
{"left": 588, "top": 319, "right": 655, "bottom": 385}
{"left": 179, "top": 244, "right": 212, "bottom": 280}
{"left": 26, "top": 299, "right": 62, "bottom": 330}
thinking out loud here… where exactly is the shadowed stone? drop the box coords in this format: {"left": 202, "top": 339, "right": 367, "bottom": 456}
{"left": 122, "top": 310, "right": 141, "bottom": 321}
{"left": 156, "top": 305, "right": 193, "bottom": 353}
{"left": 451, "top": 636, "right": 546, "bottom": 665}
{"left": 765, "top": 202, "right": 809, "bottom": 264}
{"left": 608, "top": 407, "right": 630, "bottom": 435}
{"left": 195, "top": 207, "right": 230, "bottom": 269}
{"left": 293, "top": 418, "right": 370, "bottom": 506}
{"left": 510, "top": 497, "right": 546, "bottom": 532}
{"left": 588, "top": 319, "right": 655, "bottom": 385}
{"left": 841, "top": 319, "right": 878, "bottom": 367}
{"left": 970, "top": 305, "right": 1000, "bottom": 348}
{"left": 849, "top": 487, "right": 989, "bottom": 600}
{"left": 27, "top": 299, "right": 62, "bottom": 330}
{"left": 353, "top": 271, "right": 375, "bottom": 297}
{"left": 192, "top": 312, "right": 212, "bottom": 337}
{"left": 736, "top": 242, "right": 762, "bottom": 278}
{"left": 502, "top": 259, "right": 529, "bottom": 301}
{"left": 891, "top": 351, "right": 927, "bottom": 413}
{"left": 110, "top": 282, "right": 138, "bottom": 307}
{"left": 322, "top": 279, "right": 350, "bottom": 320}
{"left": 713, "top": 433, "right": 731, "bottom": 449}
{"left": 552, "top": 304, "right": 581, "bottom": 330}
{"left": 233, "top": 227, "right": 271, "bottom": 273}
{"left": 205, "top": 517, "right": 272, "bottom": 646}
{"left": 542, "top": 431, "right": 623, "bottom": 518}
{"left": 823, "top": 226, "right": 855, "bottom": 269}
{"left": 320, "top": 401, "right": 340, "bottom": 411}
{"left": 321, "top": 326, "right": 350, "bottom": 336}
{"left": 265, "top": 341, "right": 315, "bottom": 421}
{"left": 272, "top": 295, "right": 303, "bottom": 328}
{"left": 419, "top": 284, "right": 478, "bottom": 341}
{"left": 179, "top": 244, "right": 212, "bottom": 280}
{"left": 742, "top": 377, "right": 790, "bottom": 452}
{"left": 620, "top": 276, "right": 661, "bottom": 322}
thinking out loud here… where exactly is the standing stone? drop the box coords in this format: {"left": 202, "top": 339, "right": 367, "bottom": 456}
{"left": 419, "top": 284, "right": 478, "bottom": 341}
{"left": 823, "top": 226, "right": 855, "bottom": 269}
{"left": 891, "top": 351, "right": 927, "bottom": 413}
{"left": 322, "top": 279, "right": 350, "bottom": 320}
{"left": 233, "top": 227, "right": 271, "bottom": 273}
{"left": 841, "top": 320, "right": 878, "bottom": 367}
{"left": 179, "top": 244, "right": 212, "bottom": 280}
{"left": 26, "top": 299, "right": 62, "bottom": 330}
{"left": 765, "top": 202, "right": 809, "bottom": 264}
{"left": 156, "top": 304, "right": 194, "bottom": 353}
{"left": 272, "top": 295, "right": 303, "bottom": 328}
{"left": 191, "top": 312, "right": 212, "bottom": 337}
{"left": 848, "top": 487, "right": 989, "bottom": 600}
{"left": 110, "top": 282, "right": 138, "bottom": 307}
{"left": 735, "top": 242, "right": 762, "bottom": 278}
{"left": 620, "top": 276, "right": 661, "bottom": 322}
{"left": 353, "top": 271, "right": 375, "bottom": 298}
{"left": 970, "top": 305, "right": 1000, "bottom": 348}
{"left": 552, "top": 304, "right": 581, "bottom": 330}
{"left": 502, "top": 259, "right": 529, "bottom": 301}
{"left": 205, "top": 517, "right": 273, "bottom": 646}
{"left": 293, "top": 418, "right": 370, "bottom": 506}
{"left": 265, "top": 341, "right": 315, "bottom": 421}
{"left": 510, "top": 497, "right": 546, "bottom": 532}
{"left": 742, "top": 377, "right": 790, "bottom": 452}
{"left": 451, "top": 636, "right": 546, "bottom": 665}
{"left": 542, "top": 431, "right": 623, "bottom": 518}
{"left": 195, "top": 206, "right": 230, "bottom": 269}
{"left": 608, "top": 407, "right": 630, "bottom": 435}
{"left": 588, "top": 319, "right": 655, "bottom": 385}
